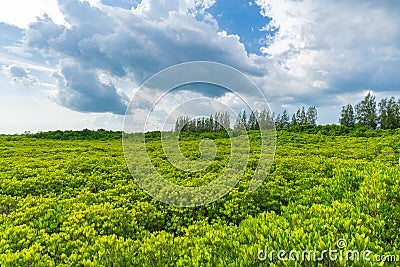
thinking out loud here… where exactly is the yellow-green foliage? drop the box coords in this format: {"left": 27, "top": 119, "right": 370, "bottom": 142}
{"left": 0, "top": 130, "right": 399, "bottom": 266}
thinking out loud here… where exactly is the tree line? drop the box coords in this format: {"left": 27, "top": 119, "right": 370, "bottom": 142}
{"left": 275, "top": 106, "right": 318, "bottom": 128}
{"left": 28, "top": 129, "right": 122, "bottom": 140}
{"left": 174, "top": 106, "right": 318, "bottom": 132}
{"left": 174, "top": 112, "right": 231, "bottom": 132}
{"left": 340, "top": 92, "right": 400, "bottom": 129}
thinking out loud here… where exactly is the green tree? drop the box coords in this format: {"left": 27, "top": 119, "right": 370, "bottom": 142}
{"left": 209, "top": 115, "right": 214, "bottom": 131}
{"left": 222, "top": 111, "right": 231, "bottom": 130}
{"left": 378, "top": 97, "right": 400, "bottom": 129}
{"left": 291, "top": 114, "right": 298, "bottom": 127}
{"left": 355, "top": 92, "right": 377, "bottom": 129}
{"left": 234, "top": 111, "right": 245, "bottom": 130}
{"left": 268, "top": 111, "right": 275, "bottom": 128}
{"left": 248, "top": 111, "right": 257, "bottom": 130}
{"left": 306, "top": 106, "right": 318, "bottom": 125}
{"left": 300, "top": 107, "right": 307, "bottom": 125}
{"left": 253, "top": 110, "right": 260, "bottom": 130}
{"left": 175, "top": 116, "right": 190, "bottom": 132}
{"left": 258, "top": 109, "right": 267, "bottom": 129}
{"left": 275, "top": 114, "right": 282, "bottom": 128}
{"left": 340, "top": 104, "right": 355, "bottom": 127}
{"left": 241, "top": 110, "right": 248, "bottom": 130}
{"left": 281, "top": 110, "right": 290, "bottom": 128}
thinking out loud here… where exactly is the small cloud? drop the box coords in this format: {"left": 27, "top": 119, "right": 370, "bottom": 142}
{"left": 4, "top": 64, "right": 27, "bottom": 77}
{"left": 2, "top": 64, "right": 39, "bottom": 86}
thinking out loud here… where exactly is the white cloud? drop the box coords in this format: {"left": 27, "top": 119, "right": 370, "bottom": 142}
{"left": 14, "top": 0, "right": 268, "bottom": 115}
{"left": 255, "top": 0, "right": 400, "bottom": 108}
{"left": 1, "top": 0, "right": 400, "bottom": 128}
{"left": 0, "top": 0, "right": 66, "bottom": 28}
{"left": 1, "top": 64, "right": 39, "bottom": 85}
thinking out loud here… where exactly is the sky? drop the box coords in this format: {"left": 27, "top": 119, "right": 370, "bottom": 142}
{"left": 0, "top": 0, "right": 399, "bottom": 134}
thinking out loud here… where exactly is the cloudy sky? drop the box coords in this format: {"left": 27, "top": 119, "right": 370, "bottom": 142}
{"left": 0, "top": 0, "right": 399, "bottom": 133}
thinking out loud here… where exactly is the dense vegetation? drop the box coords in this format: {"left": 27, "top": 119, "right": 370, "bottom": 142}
{"left": 0, "top": 128, "right": 399, "bottom": 266}
{"left": 175, "top": 93, "right": 400, "bottom": 136}
{"left": 275, "top": 92, "right": 400, "bottom": 130}
{"left": 175, "top": 112, "right": 231, "bottom": 132}
{"left": 28, "top": 129, "right": 122, "bottom": 140}
{"left": 340, "top": 93, "right": 400, "bottom": 129}
{"left": 174, "top": 107, "right": 317, "bottom": 133}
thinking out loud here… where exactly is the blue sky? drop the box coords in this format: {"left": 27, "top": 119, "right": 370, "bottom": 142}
{"left": 0, "top": 0, "right": 399, "bottom": 133}
{"left": 206, "top": 0, "right": 273, "bottom": 55}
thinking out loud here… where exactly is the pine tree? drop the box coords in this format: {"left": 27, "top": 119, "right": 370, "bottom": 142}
{"left": 241, "top": 110, "right": 248, "bottom": 130}
{"left": 234, "top": 111, "right": 244, "bottom": 130}
{"left": 209, "top": 115, "right": 214, "bottom": 132}
{"left": 281, "top": 110, "right": 290, "bottom": 128}
{"left": 214, "top": 112, "right": 220, "bottom": 131}
{"left": 275, "top": 114, "right": 282, "bottom": 128}
{"left": 300, "top": 107, "right": 307, "bottom": 125}
{"left": 248, "top": 111, "right": 257, "bottom": 130}
{"left": 340, "top": 104, "right": 355, "bottom": 127}
{"left": 306, "top": 106, "right": 318, "bottom": 125}
{"left": 178, "top": 116, "right": 189, "bottom": 132}
{"left": 379, "top": 97, "right": 400, "bottom": 129}
{"left": 222, "top": 111, "right": 231, "bottom": 130}
{"left": 291, "top": 114, "right": 298, "bottom": 126}
{"left": 253, "top": 110, "right": 260, "bottom": 130}
{"left": 174, "top": 118, "right": 181, "bottom": 132}
{"left": 270, "top": 112, "right": 276, "bottom": 128}
{"left": 258, "top": 109, "right": 267, "bottom": 129}
{"left": 293, "top": 109, "right": 301, "bottom": 126}
{"left": 355, "top": 92, "right": 377, "bottom": 129}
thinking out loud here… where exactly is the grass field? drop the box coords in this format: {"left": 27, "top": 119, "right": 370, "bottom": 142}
{"left": 0, "top": 129, "right": 399, "bottom": 266}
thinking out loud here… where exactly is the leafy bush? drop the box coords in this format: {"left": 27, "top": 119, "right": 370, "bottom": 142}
{"left": 0, "top": 130, "right": 399, "bottom": 266}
